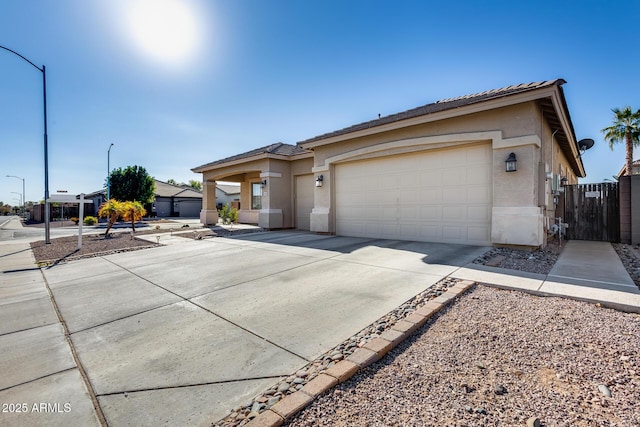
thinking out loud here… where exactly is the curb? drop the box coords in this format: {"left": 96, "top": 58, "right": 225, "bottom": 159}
{"left": 244, "top": 279, "right": 476, "bottom": 426}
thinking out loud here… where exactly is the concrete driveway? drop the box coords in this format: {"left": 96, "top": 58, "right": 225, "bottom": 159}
{"left": 4, "top": 231, "right": 487, "bottom": 426}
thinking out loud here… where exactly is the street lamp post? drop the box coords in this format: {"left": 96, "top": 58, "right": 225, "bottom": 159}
{"left": 6, "top": 175, "right": 26, "bottom": 218}
{"left": 11, "top": 192, "right": 23, "bottom": 215}
{"left": 0, "top": 45, "right": 50, "bottom": 243}
{"left": 107, "top": 143, "right": 114, "bottom": 200}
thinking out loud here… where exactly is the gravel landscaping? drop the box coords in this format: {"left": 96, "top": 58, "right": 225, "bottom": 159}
{"left": 472, "top": 240, "right": 562, "bottom": 275}
{"left": 30, "top": 232, "right": 159, "bottom": 265}
{"left": 612, "top": 243, "right": 640, "bottom": 290}
{"left": 287, "top": 285, "right": 640, "bottom": 427}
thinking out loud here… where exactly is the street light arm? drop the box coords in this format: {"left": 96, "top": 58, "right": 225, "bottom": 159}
{"left": 0, "top": 45, "right": 43, "bottom": 72}
{"left": 1, "top": 44, "right": 49, "bottom": 241}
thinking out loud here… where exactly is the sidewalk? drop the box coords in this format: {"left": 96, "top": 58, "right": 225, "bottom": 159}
{"left": 0, "top": 227, "right": 102, "bottom": 425}
{"left": 452, "top": 240, "right": 640, "bottom": 313}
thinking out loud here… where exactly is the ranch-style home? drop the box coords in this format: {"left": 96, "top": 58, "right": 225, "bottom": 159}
{"left": 192, "top": 79, "right": 586, "bottom": 248}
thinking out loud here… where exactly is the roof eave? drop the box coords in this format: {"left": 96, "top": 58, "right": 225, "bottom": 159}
{"left": 192, "top": 151, "right": 312, "bottom": 174}
{"left": 298, "top": 86, "right": 563, "bottom": 150}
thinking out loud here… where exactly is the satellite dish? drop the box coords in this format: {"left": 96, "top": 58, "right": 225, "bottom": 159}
{"left": 578, "top": 138, "right": 595, "bottom": 151}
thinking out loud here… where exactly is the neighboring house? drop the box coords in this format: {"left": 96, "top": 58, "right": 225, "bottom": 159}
{"left": 192, "top": 80, "right": 586, "bottom": 248}
{"left": 149, "top": 180, "right": 202, "bottom": 217}
{"left": 617, "top": 160, "right": 640, "bottom": 178}
{"left": 215, "top": 183, "right": 241, "bottom": 208}
{"left": 85, "top": 179, "right": 204, "bottom": 218}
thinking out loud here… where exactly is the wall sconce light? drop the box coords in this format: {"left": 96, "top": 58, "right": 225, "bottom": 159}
{"left": 505, "top": 152, "right": 517, "bottom": 172}
{"left": 260, "top": 179, "right": 267, "bottom": 187}
{"left": 315, "top": 175, "right": 324, "bottom": 187}
{"left": 560, "top": 176, "right": 568, "bottom": 186}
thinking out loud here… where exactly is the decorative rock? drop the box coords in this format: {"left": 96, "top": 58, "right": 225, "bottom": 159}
{"left": 267, "top": 395, "right": 281, "bottom": 407}
{"left": 277, "top": 383, "right": 290, "bottom": 393}
{"left": 464, "top": 405, "right": 473, "bottom": 413}
{"left": 526, "top": 417, "right": 541, "bottom": 427}
{"left": 296, "top": 370, "right": 308, "bottom": 377}
{"left": 598, "top": 384, "right": 612, "bottom": 397}
{"left": 475, "top": 407, "right": 487, "bottom": 415}
{"left": 250, "top": 402, "right": 262, "bottom": 413}
{"left": 494, "top": 384, "right": 507, "bottom": 395}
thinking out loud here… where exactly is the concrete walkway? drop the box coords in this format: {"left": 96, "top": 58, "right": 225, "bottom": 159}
{"left": 0, "top": 242, "right": 102, "bottom": 426}
{"left": 452, "top": 240, "right": 640, "bottom": 312}
{"left": 2, "top": 221, "right": 640, "bottom": 426}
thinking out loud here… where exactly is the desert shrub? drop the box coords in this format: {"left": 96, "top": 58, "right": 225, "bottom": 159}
{"left": 84, "top": 216, "right": 98, "bottom": 225}
{"left": 217, "top": 203, "right": 239, "bottom": 225}
{"left": 70, "top": 217, "right": 79, "bottom": 225}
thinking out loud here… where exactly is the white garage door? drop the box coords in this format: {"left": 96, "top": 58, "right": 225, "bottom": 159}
{"left": 335, "top": 144, "right": 492, "bottom": 245}
{"left": 295, "top": 174, "right": 314, "bottom": 230}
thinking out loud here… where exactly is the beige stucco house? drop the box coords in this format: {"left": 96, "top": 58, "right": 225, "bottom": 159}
{"left": 192, "top": 80, "right": 586, "bottom": 247}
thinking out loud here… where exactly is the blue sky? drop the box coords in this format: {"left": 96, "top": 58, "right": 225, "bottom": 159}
{"left": 1, "top": 0, "right": 638, "bottom": 205}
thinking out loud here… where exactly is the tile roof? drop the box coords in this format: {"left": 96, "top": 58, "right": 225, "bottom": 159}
{"left": 154, "top": 180, "right": 202, "bottom": 198}
{"left": 216, "top": 183, "right": 241, "bottom": 195}
{"left": 192, "top": 142, "right": 310, "bottom": 171}
{"left": 86, "top": 179, "right": 203, "bottom": 199}
{"left": 298, "top": 80, "right": 566, "bottom": 145}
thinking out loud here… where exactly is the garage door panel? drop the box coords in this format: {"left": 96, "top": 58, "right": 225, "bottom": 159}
{"left": 468, "top": 206, "right": 490, "bottom": 221}
{"left": 420, "top": 189, "right": 441, "bottom": 204}
{"left": 468, "top": 165, "right": 491, "bottom": 183}
{"left": 400, "top": 206, "right": 419, "bottom": 220}
{"left": 443, "top": 226, "right": 466, "bottom": 241}
{"left": 420, "top": 171, "right": 441, "bottom": 186}
{"left": 336, "top": 144, "right": 492, "bottom": 245}
{"left": 468, "top": 186, "right": 491, "bottom": 203}
{"left": 468, "top": 226, "right": 490, "bottom": 242}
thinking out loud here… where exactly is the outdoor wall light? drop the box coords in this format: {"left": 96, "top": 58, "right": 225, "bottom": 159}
{"left": 260, "top": 179, "right": 267, "bottom": 187}
{"left": 505, "top": 152, "right": 517, "bottom": 172}
{"left": 315, "top": 174, "right": 324, "bottom": 187}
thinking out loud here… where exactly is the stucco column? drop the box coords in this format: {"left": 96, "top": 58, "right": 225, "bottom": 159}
{"left": 200, "top": 180, "right": 218, "bottom": 225}
{"left": 310, "top": 169, "right": 331, "bottom": 233}
{"left": 491, "top": 136, "right": 544, "bottom": 247}
{"left": 258, "top": 172, "right": 283, "bottom": 229}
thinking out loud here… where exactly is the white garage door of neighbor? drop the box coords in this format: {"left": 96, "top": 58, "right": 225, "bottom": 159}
{"left": 335, "top": 144, "right": 492, "bottom": 245}
{"left": 295, "top": 174, "right": 314, "bottom": 230}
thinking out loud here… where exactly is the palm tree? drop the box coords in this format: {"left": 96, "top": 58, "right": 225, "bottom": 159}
{"left": 98, "top": 199, "right": 123, "bottom": 236}
{"left": 121, "top": 201, "right": 147, "bottom": 232}
{"left": 601, "top": 106, "right": 640, "bottom": 176}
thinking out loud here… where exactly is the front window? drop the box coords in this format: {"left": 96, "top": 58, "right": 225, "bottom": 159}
{"left": 251, "top": 183, "right": 262, "bottom": 210}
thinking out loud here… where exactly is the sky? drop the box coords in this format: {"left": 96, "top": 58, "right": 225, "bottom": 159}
{"left": 1, "top": 0, "right": 639, "bottom": 205}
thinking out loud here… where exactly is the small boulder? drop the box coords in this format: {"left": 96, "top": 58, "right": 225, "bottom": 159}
{"left": 526, "top": 417, "right": 541, "bottom": 427}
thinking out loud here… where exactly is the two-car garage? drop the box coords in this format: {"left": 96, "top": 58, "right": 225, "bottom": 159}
{"left": 334, "top": 143, "right": 493, "bottom": 246}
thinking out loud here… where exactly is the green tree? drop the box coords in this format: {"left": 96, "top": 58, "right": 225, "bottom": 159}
{"left": 107, "top": 165, "right": 155, "bottom": 203}
{"left": 601, "top": 106, "right": 640, "bottom": 176}
{"left": 121, "top": 201, "right": 147, "bottom": 232}
{"left": 167, "top": 178, "right": 178, "bottom": 185}
{"left": 188, "top": 180, "right": 202, "bottom": 191}
{"left": 98, "top": 199, "right": 123, "bottom": 236}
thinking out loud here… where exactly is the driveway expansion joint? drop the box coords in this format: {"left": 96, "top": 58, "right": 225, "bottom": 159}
{"left": 216, "top": 277, "right": 474, "bottom": 426}
{"left": 38, "top": 266, "right": 108, "bottom": 427}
